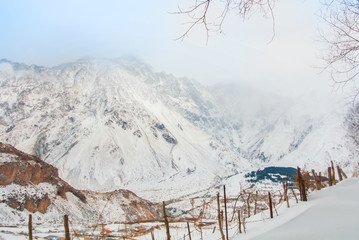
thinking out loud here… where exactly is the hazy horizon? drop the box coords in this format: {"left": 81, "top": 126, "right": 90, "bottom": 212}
{"left": 0, "top": 1, "right": 343, "bottom": 97}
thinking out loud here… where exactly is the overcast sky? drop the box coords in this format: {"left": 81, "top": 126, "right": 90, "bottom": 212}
{"left": 0, "top": 0, "right": 337, "bottom": 97}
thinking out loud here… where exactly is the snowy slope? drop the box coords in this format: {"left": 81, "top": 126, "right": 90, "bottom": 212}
{"left": 235, "top": 177, "right": 359, "bottom": 240}
{"left": 210, "top": 83, "right": 356, "bottom": 171}
{"left": 0, "top": 58, "right": 357, "bottom": 201}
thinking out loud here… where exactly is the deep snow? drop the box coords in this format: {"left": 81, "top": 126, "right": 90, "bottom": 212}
{"left": 236, "top": 178, "right": 359, "bottom": 240}
{"left": 0, "top": 177, "right": 358, "bottom": 239}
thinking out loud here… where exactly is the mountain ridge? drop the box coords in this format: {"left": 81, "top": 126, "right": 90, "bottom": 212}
{"left": 0, "top": 58, "right": 357, "bottom": 201}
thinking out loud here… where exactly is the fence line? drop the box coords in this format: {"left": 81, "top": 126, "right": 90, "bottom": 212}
{"left": 23, "top": 163, "right": 348, "bottom": 239}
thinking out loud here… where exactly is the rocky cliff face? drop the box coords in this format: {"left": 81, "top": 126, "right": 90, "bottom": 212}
{"left": 0, "top": 142, "right": 161, "bottom": 224}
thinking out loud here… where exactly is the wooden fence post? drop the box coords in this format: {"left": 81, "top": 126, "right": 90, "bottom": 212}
{"left": 162, "top": 201, "right": 171, "bottom": 240}
{"left": 64, "top": 215, "right": 70, "bottom": 240}
{"left": 341, "top": 168, "right": 348, "bottom": 179}
{"left": 328, "top": 167, "right": 333, "bottom": 186}
{"left": 312, "top": 169, "right": 320, "bottom": 190}
{"left": 297, "top": 167, "right": 307, "bottom": 201}
{"left": 242, "top": 215, "right": 247, "bottom": 233}
{"left": 319, "top": 172, "right": 322, "bottom": 188}
{"left": 337, "top": 166, "right": 343, "bottom": 181}
{"left": 297, "top": 167, "right": 302, "bottom": 200}
{"left": 282, "top": 182, "right": 290, "bottom": 208}
{"left": 28, "top": 214, "right": 33, "bottom": 240}
{"left": 223, "top": 186, "right": 229, "bottom": 240}
{"left": 331, "top": 161, "right": 336, "bottom": 185}
{"left": 237, "top": 210, "right": 242, "bottom": 234}
{"left": 291, "top": 188, "right": 298, "bottom": 203}
{"left": 246, "top": 193, "right": 251, "bottom": 217}
{"left": 254, "top": 191, "right": 258, "bottom": 214}
{"left": 282, "top": 182, "right": 286, "bottom": 200}
{"left": 217, "top": 192, "right": 225, "bottom": 240}
{"left": 187, "top": 222, "right": 192, "bottom": 240}
{"left": 268, "top": 192, "right": 273, "bottom": 219}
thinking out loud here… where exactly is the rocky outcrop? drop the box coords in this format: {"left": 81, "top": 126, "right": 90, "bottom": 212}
{"left": 84, "top": 190, "right": 162, "bottom": 223}
{"left": 0, "top": 142, "right": 86, "bottom": 207}
{"left": 0, "top": 142, "right": 161, "bottom": 223}
{"left": 0, "top": 142, "right": 86, "bottom": 214}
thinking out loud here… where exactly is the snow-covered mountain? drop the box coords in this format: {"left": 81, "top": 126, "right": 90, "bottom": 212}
{"left": 210, "top": 83, "right": 357, "bottom": 170}
{"left": 0, "top": 58, "right": 357, "bottom": 200}
{"left": 0, "top": 58, "right": 249, "bottom": 200}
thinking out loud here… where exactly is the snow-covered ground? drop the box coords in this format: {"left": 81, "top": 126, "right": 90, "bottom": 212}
{"left": 1, "top": 178, "right": 357, "bottom": 240}
{"left": 236, "top": 177, "right": 359, "bottom": 240}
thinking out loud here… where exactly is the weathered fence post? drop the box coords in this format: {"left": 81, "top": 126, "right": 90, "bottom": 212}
{"left": 331, "top": 161, "right": 336, "bottom": 185}
{"left": 242, "top": 215, "right": 247, "bottom": 233}
{"left": 223, "top": 186, "right": 229, "bottom": 240}
{"left": 297, "top": 167, "right": 303, "bottom": 201}
{"left": 268, "top": 192, "right": 273, "bottom": 219}
{"left": 162, "top": 201, "right": 171, "bottom": 240}
{"left": 285, "top": 175, "right": 290, "bottom": 207}
{"left": 254, "top": 191, "right": 258, "bottom": 214}
{"left": 187, "top": 222, "right": 192, "bottom": 240}
{"left": 217, "top": 192, "right": 225, "bottom": 240}
{"left": 297, "top": 167, "right": 307, "bottom": 201}
{"left": 238, "top": 210, "right": 242, "bottom": 234}
{"left": 341, "top": 168, "right": 348, "bottom": 179}
{"left": 282, "top": 181, "right": 290, "bottom": 208}
{"left": 64, "top": 215, "right": 70, "bottom": 240}
{"left": 291, "top": 188, "right": 298, "bottom": 203}
{"left": 28, "top": 214, "right": 33, "bottom": 240}
{"left": 282, "top": 182, "right": 286, "bottom": 200}
{"left": 337, "top": 166, "right": 343, "bottom": 181}
{"left": 312, "top": 169, "right": 320, "bottom": 190}
{"left": 246, "top": 193, "right": 251, "bottom": 217}
{"left": 319, "top": 172, "right": 322, "bottom": 188}
{"left": 328, "top": 167, "right": 333, "bottom": 186}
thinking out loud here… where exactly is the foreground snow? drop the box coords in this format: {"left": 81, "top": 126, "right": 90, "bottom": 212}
{"left": 0, "top": 178, "right": 357, "bottom": 239}
{"left": 236, "top": 178, "right": 359, "bottom": 240}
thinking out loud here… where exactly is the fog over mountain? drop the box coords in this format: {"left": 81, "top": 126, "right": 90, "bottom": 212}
{"left": 0, "top": 58, "right": 357, "bottom": 200}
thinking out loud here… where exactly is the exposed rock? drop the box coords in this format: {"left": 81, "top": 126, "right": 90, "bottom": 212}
{"left": 162, "top": 133, "right": 177, "bottom": 144}
{"left": 0, "top": 142, "right": 161, "bottom": 223}
{"left": 0, "top": 142, "right": 86, "bottom": 214}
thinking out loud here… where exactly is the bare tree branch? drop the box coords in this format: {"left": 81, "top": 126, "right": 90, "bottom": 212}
{"left": 321, "top": 0, "right": 359, "bottom": 100}
{"left": 173, "top": 0, "right": 277, "bottom": 42}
